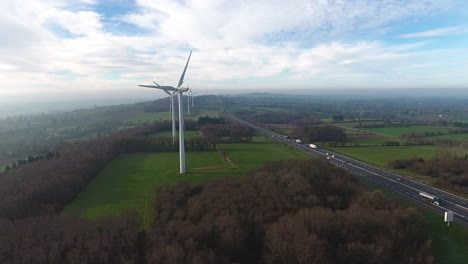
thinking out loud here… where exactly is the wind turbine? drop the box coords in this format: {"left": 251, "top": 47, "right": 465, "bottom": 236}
{"left": 139, "top": 51, "right": 192, "bottom": 173}
{"left": 187, "top": 87, "right": 192, "bottom": 115}
{"left": 191, "top": 91, "right": 198, "bottom": 108}
{"left": 159, "top": 86, "right": 176, "bottom": 143}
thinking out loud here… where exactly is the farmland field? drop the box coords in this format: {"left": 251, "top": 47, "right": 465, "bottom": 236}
{"left": 345, "top": 137, "right": 405, "bottom": 146}
{"left": 332, "top": 121, "right": 384, "bottom": 128}
{"left": 125, "top": 109, "right": 220, "bottom": 125}
{"left": 65, "top": 134, "right": 309, "bottom": 219}
{"left": 426, "top": 133, "right": 468, "bottom": 140}
{"left": 363, "top": 126, "right": 450, "bottom": 137}
{"left": 272, "top": 128, "right": 293, "bottom": 135}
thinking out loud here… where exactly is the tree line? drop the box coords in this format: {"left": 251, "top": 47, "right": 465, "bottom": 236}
{"left": 389, "top": 152, "right": 468, "bottom": 194}
{"left": 144, "top": 159, "right": 433, "bottom": 263}
{"left": 0, "top": 158, "right": 434, "bottom": 263}
{"left": 291, "top": 124, "right": 347, "bottom": 144}
{"left": 199, "top": 123, "right": 253, "bottom": 149}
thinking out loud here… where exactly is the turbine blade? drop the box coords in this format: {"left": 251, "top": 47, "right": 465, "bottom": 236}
{"left": 139, "top": 85, "right": 178, "bottom": 91}
{"left": 177, "top": 51, "right": 192, "bottom": 88}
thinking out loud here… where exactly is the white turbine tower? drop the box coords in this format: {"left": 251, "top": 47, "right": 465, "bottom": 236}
{"left": 187, "top": 87, "right": 192, "bottom": 115}
{"left": 139, "top": 51, "right": 192, "bottom": 173}
{"left": 191, "top": 91, "right": 198, "bottom": 108}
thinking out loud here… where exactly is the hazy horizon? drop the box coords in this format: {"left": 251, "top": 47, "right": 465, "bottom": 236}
{"left": 2, "top": 87, "right": 468, "bottom": 119}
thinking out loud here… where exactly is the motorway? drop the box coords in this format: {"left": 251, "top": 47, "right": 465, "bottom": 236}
{"left": 228, "top": 114, "right": 468, "bottom": 227}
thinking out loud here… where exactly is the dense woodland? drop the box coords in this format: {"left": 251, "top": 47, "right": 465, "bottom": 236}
{"left": 145, "top": 159, "right": 432, "bottom": 264}
{"left": 390, "top": 152, "right": 468, "bottom": 193}
{"left": 0, "top": 158, "right": 433, "bottom": 264}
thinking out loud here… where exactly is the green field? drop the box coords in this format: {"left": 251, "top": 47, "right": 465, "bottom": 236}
{"left": 345, "top": 137, "right": 405, "bottom": 146}
{"left": 332, "top": 121, "right": 384, "bottom": 128}
{"left": 149, "top": 130, "right": 200, "bottom": 139}
{"left": 0, "top": 165, "right": 5, "bottom": 173}
{"left": 238, "top": 106, "right": 286, "bottom": 113}
{"left": 126, "top": 112, "right": 171, "bottom": 124}
{"left": 273, "top": 128, "right": 293, "bottom": 135}
{"left": 65, "top": 135, "right": 308, "bottom": 219}
{"left": 364, "top": 181, "right": 468, "bottom": 264}
{"left": 125, "top": 110, "right": 220, "bottom": 125}
{"left": 426, "top": 133, "right": 468, "bottom": 140}
{"left": 327, "top": 145, "right": 442, "bottom": 183}
{"left": 363, "top": 126, "right": 450, "bottom": 137}
{"left": 255, "top": 106, "right": 284, "bottom": 112}
{"left": 344, "top": 129, "right": 366, "bottom": 135}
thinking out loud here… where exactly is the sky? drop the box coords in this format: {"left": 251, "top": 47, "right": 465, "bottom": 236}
{"left": 1, "top": 0, "right": 468, "bottom": 101}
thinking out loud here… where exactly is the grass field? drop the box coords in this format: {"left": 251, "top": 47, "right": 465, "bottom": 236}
{"left": 364, "top": 126, "right": 450, "bottom": 137}
{"left": 149, "top": 130, "right": 200, "bottom": 139}
{"left": 346, "top": 137, "right": 405, "bottom": 146}
{"left": 364, "top": 181, "right": 468, "bottom": 264}
{"left": 426, "top": 133, "right": 468, "bottom": 140}
{"left": 344, "top": 129, "right": 367, "bottom": 135}
{"left": 125, "top": 110, "right": 220, "bottom": 125}
{"left": 273, "top": 128, "right": 293, "bottom": 135}
{"left": 238, "top": 106, "right": 286, "bottom": 113}
{"left": 327, "top": 145, "right": 442, "bottom": 183}
{"left": 65, "top": 135, "right": 308, "bottom": 219}
{"left": 332, "top": 121, "right": 385, "bottom": 128}
{"left": 0, "top": 165, "right": 5, "bottom": 173}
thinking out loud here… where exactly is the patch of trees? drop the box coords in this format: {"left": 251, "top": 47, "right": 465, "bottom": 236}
{"left": 145, "top": 159, "right": 433, "bottom": 264}
{"left": 453, "top": 122, "right": 468, "bottom": 128}
{"left": 291, "top": 125, "right": 347, "bottom": 144}
{"left": 199, "top": 123, "right": 253, "bottom": 148}
{"left": 0, "top": 211, "right": 141, "bottom": 264}
{"left": 4, "top": 151, "right": 59, "bottom": 173}
{"left": 332, "top": 113, "right": 344, "bottom": 122}
{"left": 382, "top": 140, "right": 401, "bottom": 146}
{"left": 197, "top": 116, "right": 226, "bottom": 126}
{"left": 389, "top": 153, "right": 468, "bottom": 193}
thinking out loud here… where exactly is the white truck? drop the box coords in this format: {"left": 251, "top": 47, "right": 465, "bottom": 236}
{"left": 309, "top": 144, "right": 318, "bottom": 149}
{"left": 419, "top": 192, "right": 442, "bottom": 206}
{"left": 295, "top": 139, "right": 302, "bottom": 143}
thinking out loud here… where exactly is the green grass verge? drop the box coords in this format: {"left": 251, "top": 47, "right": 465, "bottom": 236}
{"left": 64, "top": 135, "right": 308, "bottom": 219}
{"left": 364, "top": 126, "right": 450, "bottom": 137}
{"left": 326, "top": 145, "right": 443, "bottom": 184}
{"left": 363, "top": 180, "right": 468, "bottom": 264}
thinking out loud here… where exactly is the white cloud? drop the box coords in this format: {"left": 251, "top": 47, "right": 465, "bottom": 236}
{"left": 400, "top": 26, "right": 468, "bottom": 38}
{"left": 0, "top": 0, "right": 467, "bottom": 99}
